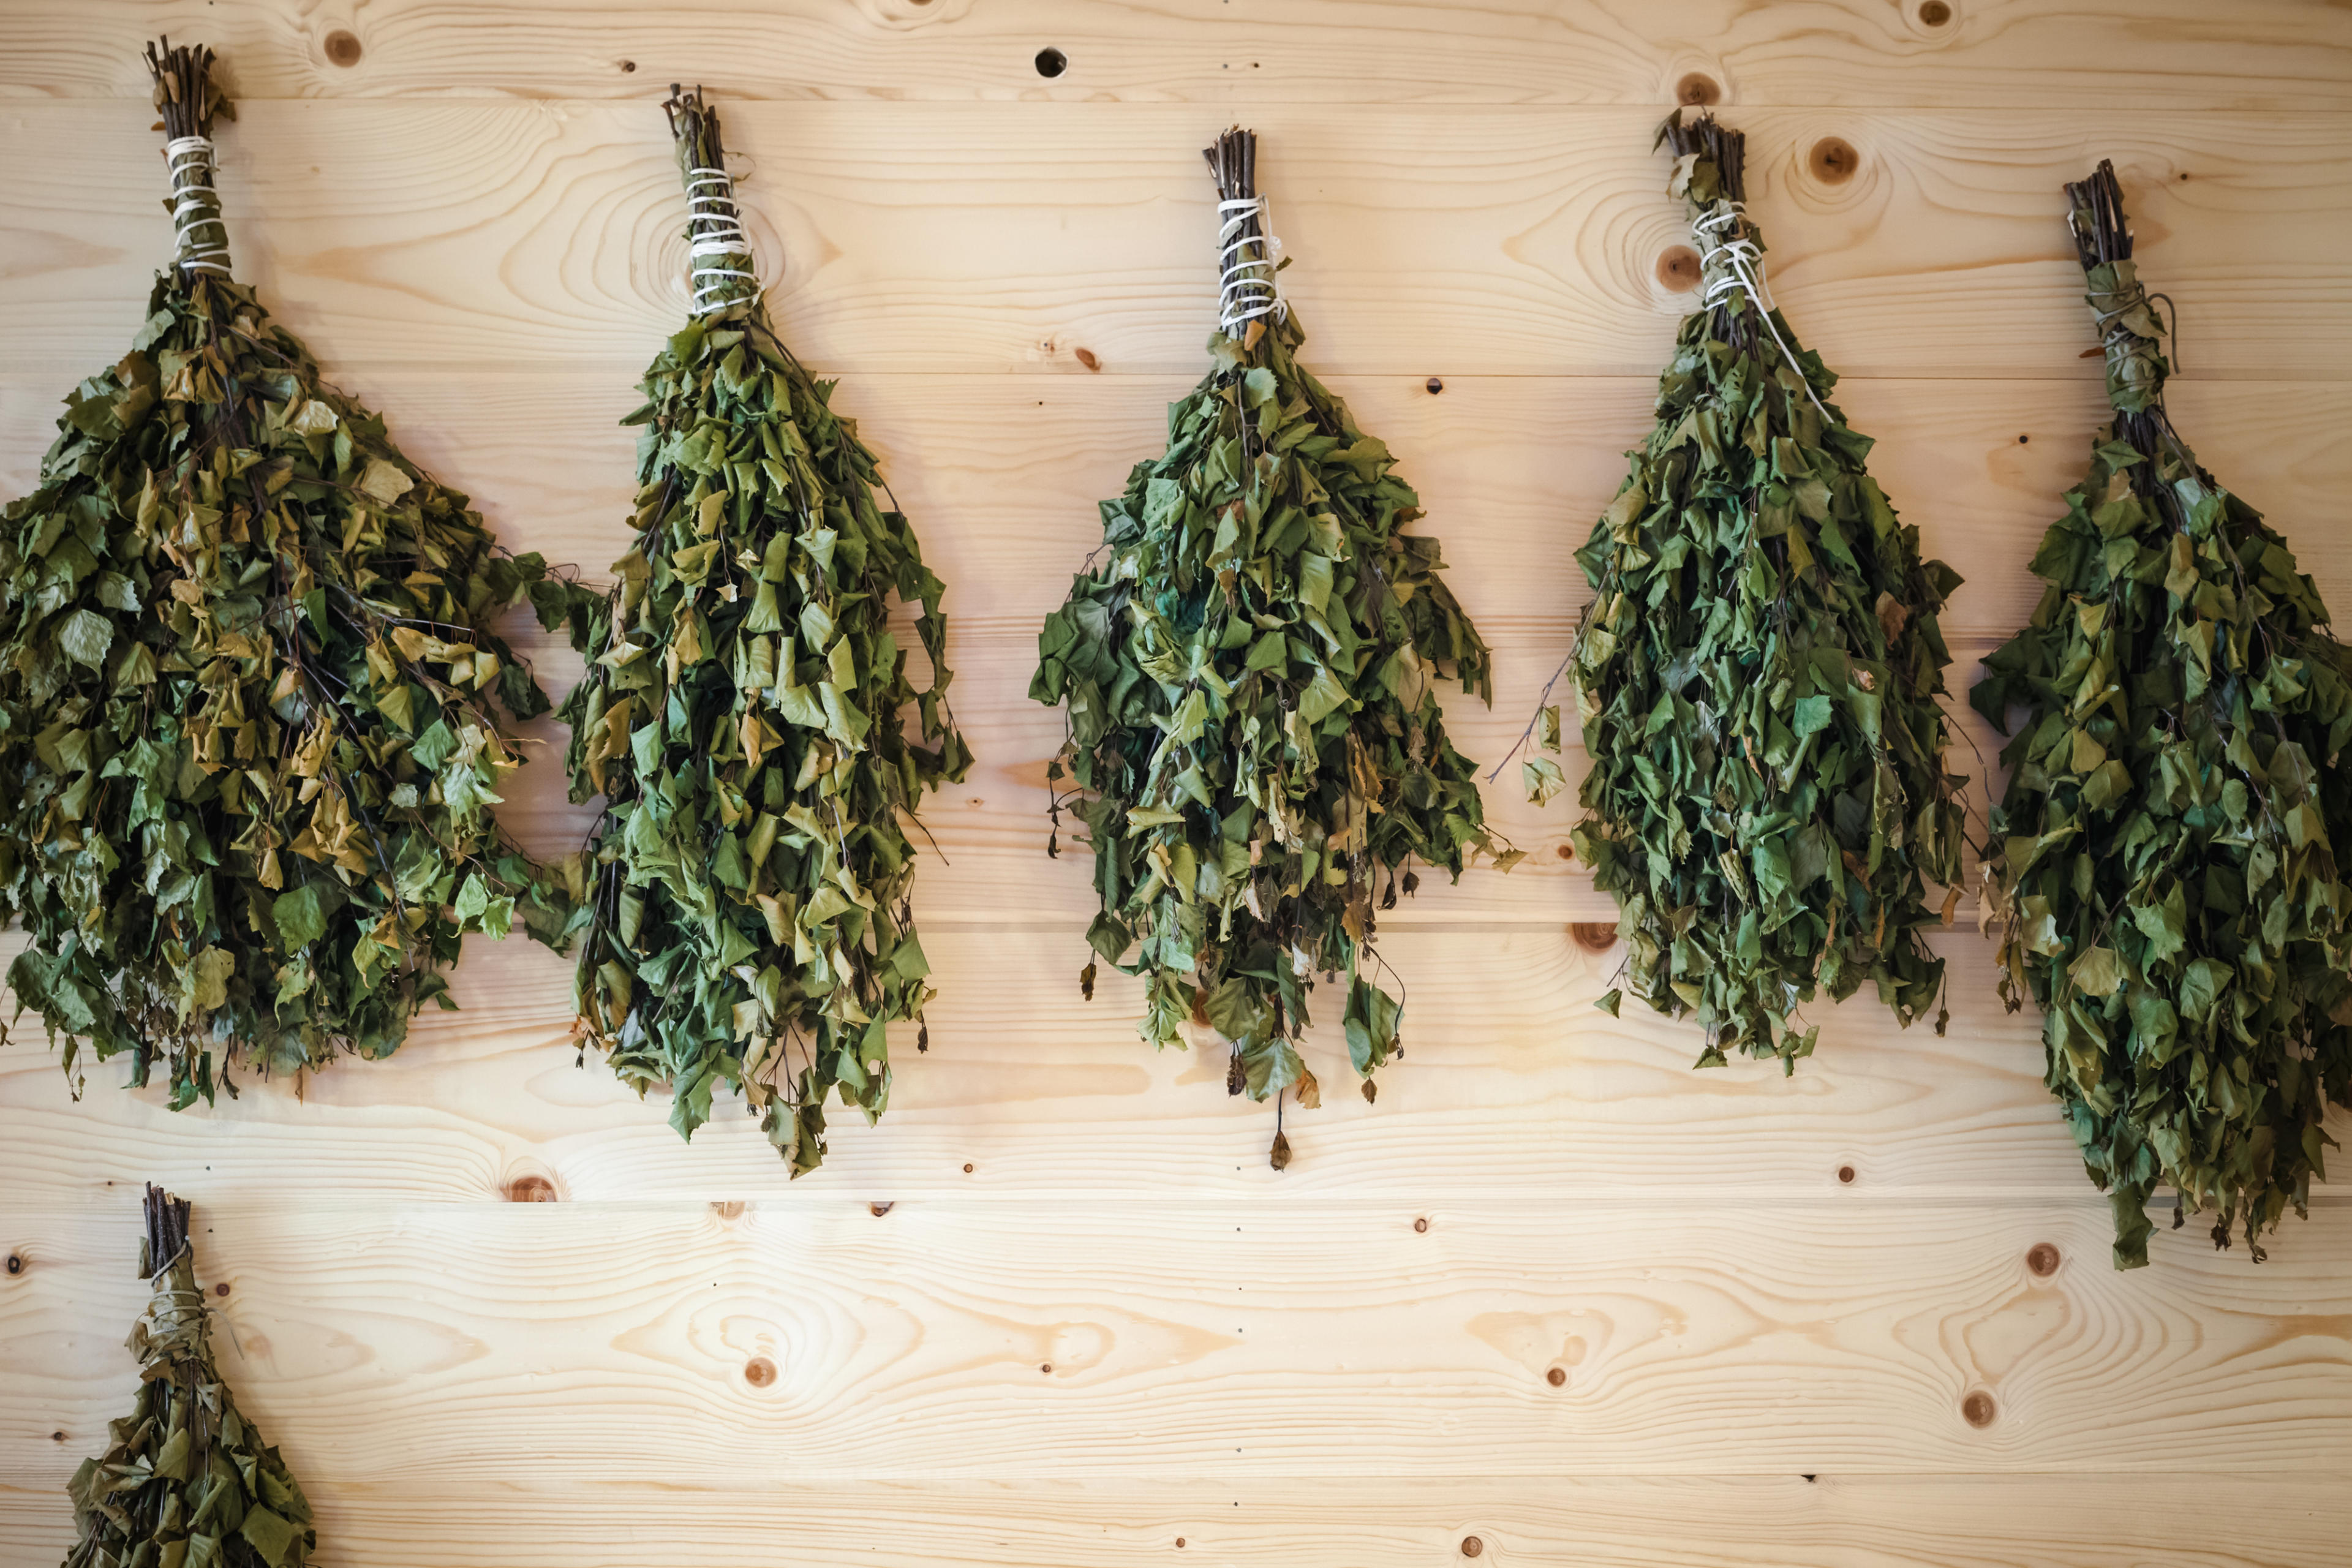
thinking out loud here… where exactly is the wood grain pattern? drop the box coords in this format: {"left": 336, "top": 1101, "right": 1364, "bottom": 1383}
{"left": 4, "top": 0, "right": 2350, "bottom": 110}
{"left": 7, "top": 1476, "right": 2351, "bottom": 1568}
{"left": 1, "top": 104, "right": 2347, "bottom": 379}
{"left": 6, "top": 7, "right": 2352, "bottom": 1564}
{"left": 6, "top": 1197, "right": 2350, "bottom": 1484}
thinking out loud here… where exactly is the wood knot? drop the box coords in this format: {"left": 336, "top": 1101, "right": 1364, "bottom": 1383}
{"left": 1961, "top": 1390, "right": 1996, "bottom": 1427}
{"left": 324, "top": 29, "right": 363, "bottom": 67}
{"left": 1035, "top": 47, "right": 1068, "bottom": 77}
{"left": 1072, "top": 347, "right": 1101, "bottom": 371}
{"left": 962, "top": 1163, "right": 976, "bottom": 1174}
{"left": 712, "top": 1200, "right": 745, "bottom": 1221}
{"left": 1413, "top": 1216, "right": 1430, "bottom": 1234}
{"left": 4, "top": 1254, "right": 21, "bottom": 1276}
{"left": 503, "top": 1174, "right": 560, "bottom": 1203}
{"left": 2026, "top": 1242, "right": 2061, "bottom": 1276}
{"left": 1039, "top": 1362, "right": 1054, "bottom": 1374}
{"left": 53, "top": 1430, "right": 66, "bottom": 1442}
{"left": 1175, "top": 1539, "right": 1185, "bottom": 1549}
{"left": 1546, "top": 1366, "right": 1567, "bottom": 1387}
{"left": 1675, "top": 72, "right": 1719, "bottom": 105}
{"left": 1918, "top": 0, "right": 1953, "bottom": 25}
{"left": 744, "top": 1357, "right": 777, "bottom": 1387}
{"left": 870, "top": 1201, "right": 895, "bottom": 1217}
{"left": 1656, "top": 246, "right": 1701, "bottom": 293}
{"left": 1461, "top": 1536, "right": 1485, "bottom": 1559}
{"left": 1426, "top": 377, "right": 1444, "bottom": 394}
{"left": 1836, "top": 1164, "right": 1856, "bottom": 1184}
{"left": 1809, "top": 137, "right": 1860, "bottom": 184}
{"left": 619, "top": 59, "right": 637, "bottom": 74}
{"left": 1572, "top": 923, "right": 1618, "bottom": 953}
{"left": 214, "top": 1282, "right": 231, "bottom": 1298}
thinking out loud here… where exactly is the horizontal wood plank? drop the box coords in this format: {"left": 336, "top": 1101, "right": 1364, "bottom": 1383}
{"left": 2, "top": 104, "right": 2347, "bottom": 379}
{"left": 6, "top": 1474, "right": 2351, "bottom": 1568}
{"left": 2, "top": 1197, "right": 2349, "bottom": 1484}
{"left": 5, "top": 924, "right": 2347, "bottom": 1210}
{"left": 4, "top": 0, "right": 2350, "bottom": 110}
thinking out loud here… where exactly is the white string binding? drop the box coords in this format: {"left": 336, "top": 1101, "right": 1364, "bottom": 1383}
{"left": 163, "top": 134, "right": 231, "bottom": 276}
{"left": 684, "top": 165, "right": 758, "bottom": 315}
{"left": 1692, "top": 201, "right": 1828, "bottom": 420}
{"left": 1216, "top": 195, "right": 1285, "bottom": 335}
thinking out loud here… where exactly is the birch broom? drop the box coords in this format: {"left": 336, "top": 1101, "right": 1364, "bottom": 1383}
{"left": 1031, "top": 128, "right": 1514, "bottom": 1164}
{"left": 0, "top": 41, "right": 579, "bottom": 1110}
{"left": 1526, "top": 110, "right": 1969, "bottom": 1068}
{"left": 62, "top": 1186, "right": 317, "bottom": 1568}
{"left": 554, "top": 86, "right": 969, "bottom": 1174}
{"left": 1973, "top": 162, "right": 2352, "bottom": 1267}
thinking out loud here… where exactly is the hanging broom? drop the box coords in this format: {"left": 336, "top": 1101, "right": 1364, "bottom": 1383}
{"left": 0, "top": 40, "right": 581, "bottom": 1110}
{"left": 1524, "top": 109, "right": 1970, "bottom": 1069}
{"left": 1031, "top": 127, "right": 1516, "bottom": 1166}
{"left": 552, "top": 86, "right": 970, "bottom": 1175}
{"left": 62, "top": 1186, "right": 316, "bottom": 1568}
{"left": 1973, "top": 161, "right": 2352, "bottom": 1267}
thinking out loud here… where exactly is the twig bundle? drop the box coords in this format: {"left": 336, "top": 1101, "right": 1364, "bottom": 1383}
{"left": 62, "top": 1186, "right": 317, "bottom": 1568}
{"left": 0, "top": 41, "right": 578, "bottom": 1108}
{"left": 1031, "top": 129, "right": 1513, "bottom": 1164}
{"left": 554, "top": 88, "right": 970, "bottom": 1173}
{"left": 1973, "top": 162, "right": 2352, "bottom": 1267}
{"left": 1533, "top": 110, "right": 1969, "bottom": 1067}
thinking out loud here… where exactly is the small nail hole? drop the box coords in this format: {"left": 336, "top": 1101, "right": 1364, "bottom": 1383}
{"left": 1035, "top": 47, "right": 1068, "bottom": 77}
{"left": 1675, "top": 72, "right": 1720, "bottom": 105}
{"left": 324, "top": 29, "right": 363, "bottom": 67}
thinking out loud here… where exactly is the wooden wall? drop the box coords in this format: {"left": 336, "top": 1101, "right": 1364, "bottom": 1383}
{"left": 5, "top": 3, "right": 2352, "bottom": 1563}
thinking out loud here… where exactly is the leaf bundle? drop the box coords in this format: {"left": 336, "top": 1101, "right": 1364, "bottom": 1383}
{"left": 1972, "top": 162, "right": 2352, "bottom": 1267}
{"left": 63, "top": 1185, "right": 316, "bottom": 1568}
{"left": 1031, "top": 128, "right": 1511, "bottom": 1158}
{"left": 0, "top": 41, "right": 578, "bottom": 1109}
{"left": 554, "top": 86, "right": 970, "bottom": 1174}
{"left": 1540, "top": 110, "right": 1969, "bottom": 1066}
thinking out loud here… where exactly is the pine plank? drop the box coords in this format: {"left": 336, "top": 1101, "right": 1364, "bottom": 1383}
{"left": 1, "top": 104, "right": 2347, "bottom": 379}
{"left": 4, "top": 1474, "right": 2350, "bottom": 1568}
{"left": 3, "top": 0, "right": 2349, "bottom": 110}
{"left": 2, "top": 1197, "right": 2349, "bottom": 1485}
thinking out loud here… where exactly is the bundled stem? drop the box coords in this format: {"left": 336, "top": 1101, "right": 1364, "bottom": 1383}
{"left": 1536, "top": 109, "right": 1969, "bottom": 1068}
{"left": 1, "top": 41, "right": 581, "bottom": 1109}
{"left": 554, "top": 86, "right": 970, "bottom": 1174}
{"left": 1033, "top": 128, "right": 1514, "bottom": 1163}
{"left": 1974, "top": 162, "right": 2352, "bottom": 1267}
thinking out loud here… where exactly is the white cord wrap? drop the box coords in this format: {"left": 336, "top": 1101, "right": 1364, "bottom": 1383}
{"left": 164, "top": 135, "right": 231, "bottom": 276}
{"left": 1216, "top": 195, "right": 1285, "bottom": 335}
{"left": 685, "top": 165, "right": 758, "bottom": 315}
{"left": 1692, "top": 200, "right": 1828, "bottom": 420}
